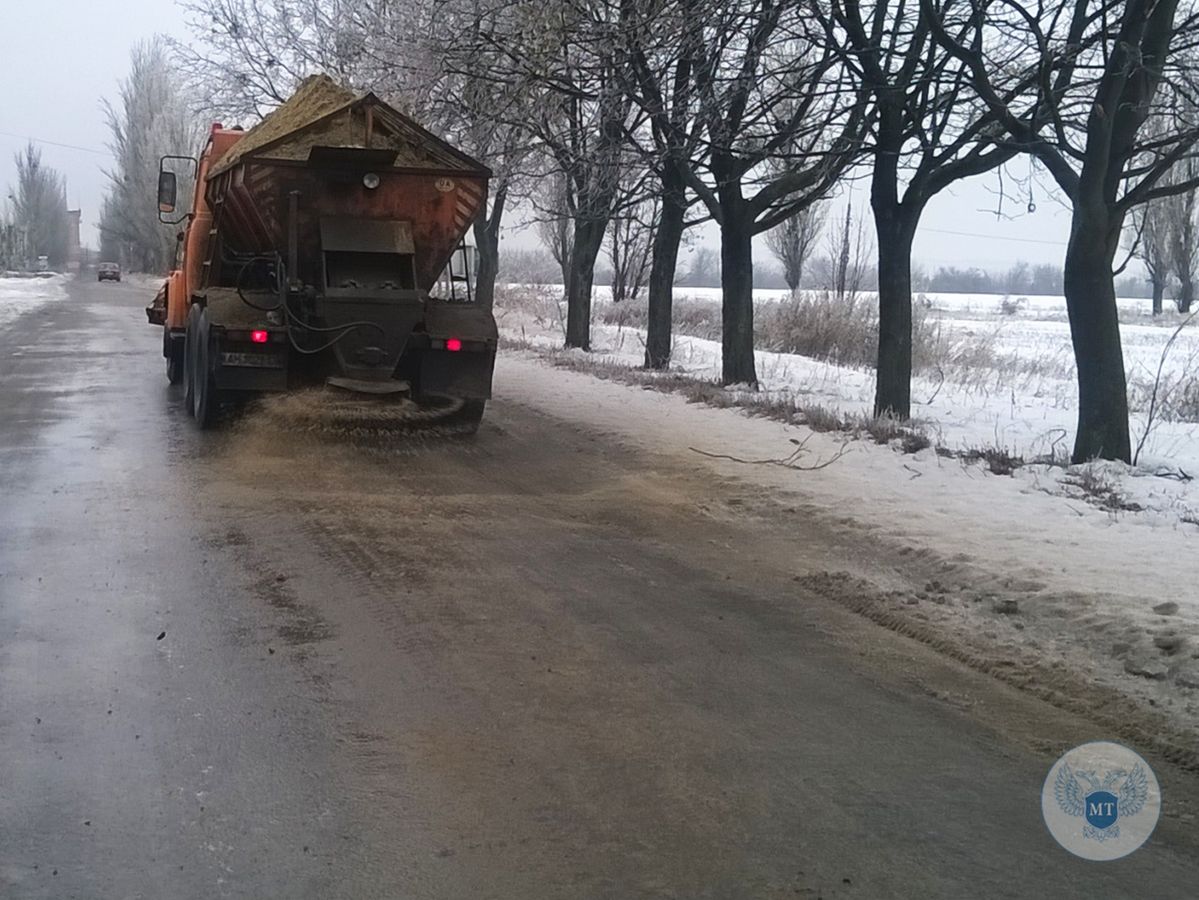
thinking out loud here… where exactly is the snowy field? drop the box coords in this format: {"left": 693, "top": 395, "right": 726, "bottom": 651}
{"left": 496, "top": 284, "right": 1199, "bottom": 741}
{"left": 0, "top": 274, "right": 69, "bottom": 330}
{"left": 499, "top": 284, "right": 1199, "bottom": 525}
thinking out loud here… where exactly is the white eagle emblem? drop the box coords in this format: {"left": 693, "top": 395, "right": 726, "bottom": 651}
{"left": 1055, "top": 761, "right": 1150, "bottom": 842}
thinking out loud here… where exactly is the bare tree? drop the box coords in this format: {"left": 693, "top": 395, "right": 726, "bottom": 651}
{"left": 10, "top": 144, "right": 69, "bottom": 267}
{"left": 537, "top": 170, "right": 576, "bottom": 293}
{"left": 1164, "top": 166, "right": 1198, "bottom": 312}
{"left": 926, "top": 0, "right": 1199, "bottom": 462}
{"left": 0, "top": 208, "right": 31, "bottom": 271}
{"left": 1128, "top": 116, "right": 1180, "bottom": 315}
{"left": 814, "top": 202, "right": 872, "bottom": 302}
{"left": 100, "top": 38, "right": 203, "bottom": 273}
{"left": 765, "top": 201, "right": 825, "bottom": 293}
{"left": 171, "top": 0, "right": 412, "bottom": 120}
{"left": 368, "top": 0, "right": 539, "bottom": 310}
{"left": 177, "top": 0, "right": 537, "bottom": 310}
{"left": 461, "top": 0, "right": 638, "bottom": 349}
{"left": 607, "top": 194, "right": 656, "bottom": 303}
{"left": 624, "top": 0, "right": 867, "bottom": 386}
{"left": 678, "top": 246, "right": 720, "bottom": 287}
{"left": 824, "top": 0, "right": 1017, "bottom": 419}
{"left": 1127, "top": 201, "right": 1172, "bottom": 314}
{"left": 619, "top": 0, "right": 708, "bottom": 368}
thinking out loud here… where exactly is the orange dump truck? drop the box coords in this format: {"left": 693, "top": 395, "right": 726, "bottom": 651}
{"left": 146, "top": 75, "right": 495, "bottom": 431}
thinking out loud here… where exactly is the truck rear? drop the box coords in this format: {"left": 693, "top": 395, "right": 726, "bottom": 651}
{"left": 146, "top": 75, "right": 496, "bottom": 432}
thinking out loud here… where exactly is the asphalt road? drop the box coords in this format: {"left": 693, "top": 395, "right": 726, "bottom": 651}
{"left": 2, "top": 276, "right": 1197, "bottom": 899}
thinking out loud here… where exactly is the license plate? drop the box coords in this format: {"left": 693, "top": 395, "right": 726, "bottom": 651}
{"left": 220, "top": 352, "right": 285, "bottom": 369}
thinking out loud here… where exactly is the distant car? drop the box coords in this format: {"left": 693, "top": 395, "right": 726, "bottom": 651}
{"left": 98, "top": 262, "right": 121, "bottom": 282}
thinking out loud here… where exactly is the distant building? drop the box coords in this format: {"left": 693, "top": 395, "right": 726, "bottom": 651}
{"left": 67, "top": 209, "right": 81, "bottom": 269}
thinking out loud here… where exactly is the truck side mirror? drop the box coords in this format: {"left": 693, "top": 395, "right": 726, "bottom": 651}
{"left": 158, "top": 170, "right": 178, "bottom": 214}
{"left": 157, "top": 155, "right": 196, "bottom": 225}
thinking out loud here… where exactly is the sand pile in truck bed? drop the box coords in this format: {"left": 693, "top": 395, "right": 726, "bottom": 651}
{"left": 210, "top": 74, "right": 357, "bottom": 176}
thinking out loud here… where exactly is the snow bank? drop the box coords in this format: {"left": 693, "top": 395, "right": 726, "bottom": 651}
{"left": 0, "top": 274, "right": 70, "bottom": 331}
{"left": 498, "top": 286, "right": 1199, "bottom": 528}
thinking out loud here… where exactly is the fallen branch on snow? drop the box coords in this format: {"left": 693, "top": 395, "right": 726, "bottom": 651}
{"left": 1136, "top": 466, "right": 1193, "bottom": 482}
{"left": 689, "top": 436, "right": 851, "bottom": 471}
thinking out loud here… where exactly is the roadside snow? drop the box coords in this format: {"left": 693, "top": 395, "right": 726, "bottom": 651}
{"left": 495, "top": 346, "right": 1198, "bottom": 623}
{"left": 494, "top": 287, "right": 1199, "bottom": 742}
{"left": 498, "top": 287, "right": 1199, "bottom": 529}
{"left": 0, "top": 274, "right": 70, "bottom": 331}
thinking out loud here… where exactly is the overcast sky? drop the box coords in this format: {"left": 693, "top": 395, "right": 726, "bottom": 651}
{"left": 0, "top": 0, "right": 1084, "bottom": 274}
{"left": 0, "top": 1, "right": 190, "bottom": 246}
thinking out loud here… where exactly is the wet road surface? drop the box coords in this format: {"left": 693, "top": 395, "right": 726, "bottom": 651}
{"left": 2, "top": 276, "right": 1197, "bottom": 898}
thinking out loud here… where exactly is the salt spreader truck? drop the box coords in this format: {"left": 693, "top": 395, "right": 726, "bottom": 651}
{"left": 146, "top": 75, "right": 496, "bottom": 432}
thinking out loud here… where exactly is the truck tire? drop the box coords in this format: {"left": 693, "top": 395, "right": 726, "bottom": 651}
{"left": 183, "top": 306, "right": 202, "bottom": 415}
{"left": 165, "top": 331, "right": 184, "bottom": 385}
{"left": 192, "top": 310, "right": 220, "bottom": 429}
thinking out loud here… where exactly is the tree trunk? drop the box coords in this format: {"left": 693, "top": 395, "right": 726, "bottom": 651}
{"left": 718, "top": 197, "right": 757, "bottom": 386}
{"left": 784, "top": 253, "right": 801, "bottom": 294}
{"left": 1177, "top": 277, "right": 1193, "bottom": 314}
{"left": 833, "top": 204, "right": 852, "bottom": 303}
{"left": 1063, "top": 212, "right": 1131, "bottom": 463}
{"left": 565, "top": 217, "right": 607, "bottom": 350}
{"left": 869, "top": 98, "right": 919, "bottom": 420}
{"left": 472, "top": 184, "right": 506, "bottom": 311}
{"left": 645, "top": 165, "right": 687, "bottom": 369}
{"left": 873, "top": 206, "right": 919, "bottom": 419}
{"left": 1152, "top": 278, "right": 1164, "bottom": 315}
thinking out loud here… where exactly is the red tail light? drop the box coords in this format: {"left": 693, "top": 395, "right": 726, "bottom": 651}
{"left": 251, "top": 330, "right": 269, "bottom": 344}
{"left": 445, "top": 337, "right": 463, "bottom": 352}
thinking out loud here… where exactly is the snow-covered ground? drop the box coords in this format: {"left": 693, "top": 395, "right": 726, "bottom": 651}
{"left": 495, "top": 284, "right": 1199, "bottom": 745}
{"left": 499, "top": 285, "right": 1199, "bottom": 526}
{"left": 0, "top": 274, "right": 70, "bottom": 330}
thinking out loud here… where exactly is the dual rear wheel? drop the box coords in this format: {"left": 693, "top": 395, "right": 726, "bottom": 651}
{"left": 182, "top": 306, "right": 219, "bottom": 429}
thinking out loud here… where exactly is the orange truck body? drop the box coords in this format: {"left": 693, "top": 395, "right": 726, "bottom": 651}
{"left": 163, "top": 126, "right": 245, "bottom": 331}
{"left": 148, "top": 75, "right": 496, "bottom": 427}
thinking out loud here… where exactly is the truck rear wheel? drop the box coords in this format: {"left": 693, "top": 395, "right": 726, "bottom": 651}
{"left": 183, "top": 307, "right": 201, "bottom": 414}
{"left": 192, "top": 310, "right": 220, "bottom": 429}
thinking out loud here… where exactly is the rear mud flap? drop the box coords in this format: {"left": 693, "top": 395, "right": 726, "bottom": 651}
{"left": 419, "top": 346, "right": 495, "bottom": 399}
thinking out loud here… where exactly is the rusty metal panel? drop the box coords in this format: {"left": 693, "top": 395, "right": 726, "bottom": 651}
{"left": 197, "top": 77, "right": 490, "bottom": 291}
{"left": 320, "top": 217, "right": 414, "bottom": 254}
{"left": 207, "top": 165, "right": 487, "bottom": 292}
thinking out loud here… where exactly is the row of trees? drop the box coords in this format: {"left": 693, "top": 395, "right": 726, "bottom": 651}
{"left": 507, "top": 240, "right": 1179, "bottom": 300}
{"left": 1, "top": 144, "right": 70, "bottom": 269}
{"left": 99, "top": 38, "right": 202, "bottom": 273}
{"left": 542, "top": 179, "right": 1197, "bottom": 302}
{"left": 169, "top": 0, "right": 1199, "bottom": 463}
